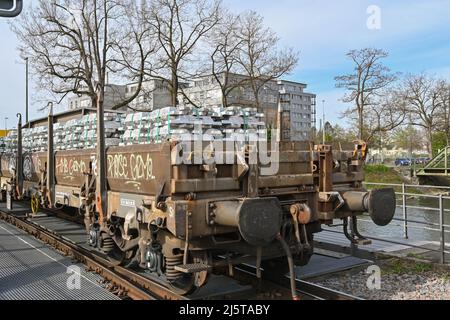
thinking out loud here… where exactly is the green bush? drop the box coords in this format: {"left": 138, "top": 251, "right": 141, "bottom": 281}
{"left": 432, "top": 132, "right": 447, "bottom": 157}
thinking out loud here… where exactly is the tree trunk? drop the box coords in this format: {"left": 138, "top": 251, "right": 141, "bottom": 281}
{"left": 427, "top": 127, "right": 433, "bottom": 157}
{"left": 358, "top": 109, "right": 364, "bottom": 140}
{"left": 222, "top": 89, "right": 228, "bottom": 108}
{"left": 171, "top": 68, "right": 178, "bottom": 107}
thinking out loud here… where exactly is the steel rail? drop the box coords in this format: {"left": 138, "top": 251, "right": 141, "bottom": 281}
{"left": 235, "top": 264, "right": 362, "bottom": 301}
{"left": 295, "top": 280, "right": 362, "bottom": 300}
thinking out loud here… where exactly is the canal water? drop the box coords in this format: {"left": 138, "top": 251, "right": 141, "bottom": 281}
{"left": 357, "top": 197, "right": 450, "bottom": 243}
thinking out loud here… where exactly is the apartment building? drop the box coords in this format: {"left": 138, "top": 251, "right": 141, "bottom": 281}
{"left": 68, "top": 84, "right": 127, "bottom": 110}
{"left": 126, "top": 79, "right": 173, "bottom": 111}
{"left": 278, "top": 80, "right": 316, "bottom": 141}
{"left": 180, "top": 73, "right": 279, "bottom": 126}
{"left": 181, "top": 73, "right": 316, "bottom": 141}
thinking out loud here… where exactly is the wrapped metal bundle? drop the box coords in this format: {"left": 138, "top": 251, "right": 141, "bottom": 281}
{"left": 16, "top": 105, "right": 268, "bottom": 152}
{"left": 4, "top": 130, "right": 18, "bottom": 153}
{"left": 0, "top": 137, "right": 6, "bottom": 152}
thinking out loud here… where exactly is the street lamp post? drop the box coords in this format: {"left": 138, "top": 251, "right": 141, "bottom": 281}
{"left": 5, "top": 117, "right": 8, "bottom": 131}
{"left": 25, "top": 57, "right": 29, "bottom": 125}
{"left": 322, "top": 100, "right": 326, "bottom": 145}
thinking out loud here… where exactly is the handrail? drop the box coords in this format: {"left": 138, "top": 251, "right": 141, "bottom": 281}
{"left": 362, "top": 182, "right": 448, "bottom": 264}
{"left": 365, "top": 181, "right": 450, "bottom": 190}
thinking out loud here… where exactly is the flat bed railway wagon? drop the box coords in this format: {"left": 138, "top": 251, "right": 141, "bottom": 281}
{"left": 0, "top": 110, "right": 396, "bottom": 296}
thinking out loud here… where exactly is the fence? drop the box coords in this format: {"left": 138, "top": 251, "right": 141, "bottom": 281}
{"left": 361, "top": 182, "right": 450, "bottom": 264}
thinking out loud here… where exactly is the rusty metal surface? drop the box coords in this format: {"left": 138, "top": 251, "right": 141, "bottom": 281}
{"left": 107, "top": 144, "right": 171, "bottom": 196}
{"left": 23, "top": 152, "right": 46, "bottom": 183}
{"left": 20, "top": 140, "right": 355, "bottom": 198}
{"left": 55, "top": 149, "right": 95, "bottom": 187}
{"left": 0, "top": 153, "right": 15, "bottom": 179}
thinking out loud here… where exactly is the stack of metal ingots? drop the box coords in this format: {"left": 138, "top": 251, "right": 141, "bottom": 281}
{"left": 16, "top": 106, "right": 267, "bottom": 152}
{"left": 57, "top": 112, "right": 123, "bottom": 150}
{"left": 120, "top": 106, "right": 267, "bottom": 146}
{"left": 21, "top": 113, "right": 124, "bottom": 152}
{"left": 0, "top": 137, "right": 6, "bottom": 153}
{"left": 23, "top": 126, "right": 48, "bottom": 152}
{"left": 3, "top": 130, "right": 18, "bottom": 153}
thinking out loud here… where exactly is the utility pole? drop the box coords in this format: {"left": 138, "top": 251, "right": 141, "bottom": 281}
{"left": 322, "top": 100, "right": 326, "bottom": 145}
{"left": 16, "top": 113, "right": 23, "bottom": 199}
{"left": 5, "top": 117, "right": 8, "bottom": 131}
{"left": 47, "top": 102, "right": 55, "bottom": 207}
{"left": 25, "top": 57, "right": 29, "bottom": 125}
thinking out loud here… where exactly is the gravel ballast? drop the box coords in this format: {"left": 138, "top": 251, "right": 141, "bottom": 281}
{"left": 310, "top": 259, "right": 450, "bottom": 300}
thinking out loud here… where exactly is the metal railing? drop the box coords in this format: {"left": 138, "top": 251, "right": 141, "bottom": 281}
{"left": 362, "top": 182, "right": 450, "bottom": 264}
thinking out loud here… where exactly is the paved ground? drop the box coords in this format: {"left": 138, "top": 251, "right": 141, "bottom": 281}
{"left": 0, "top": 220, "right": 120, "bottom": 300}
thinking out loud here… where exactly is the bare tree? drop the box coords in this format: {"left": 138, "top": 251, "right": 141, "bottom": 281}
{"left": 335, "top": 48, "right": 397, "bottom": 140}
{"left": 236, "top": 11, "right": 299, "bottom": 109}
{"left": 364, "top": 89, "right": 406, "bottom": 143}
{"left": 393, "top": 125, "right": 426, "bottom": 155}
{"left": 11, "top": 0, "right": 154, "bottom": 112}
{"left": 435, "top": 82, "right": 450, "bottom": 144}
{"left": 144, "top": 0, "right": 222, "bottom": 106}
{"left": 399, "top": 73, "right": 446, "bottom": 155}
{"left": 209, "top": 11, "right": 246, "bottom": 108}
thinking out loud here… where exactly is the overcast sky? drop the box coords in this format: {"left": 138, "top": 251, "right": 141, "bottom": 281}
{"left": 1, "top": 0, "right": 450, "bottom": 129}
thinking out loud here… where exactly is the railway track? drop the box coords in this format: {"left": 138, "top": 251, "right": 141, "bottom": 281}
{"left": 296, "top": 280, "right": 362, "bottom": 300}
{"left": 0, "top": 205, "right": 362, "bottom": 301}
{"left": 0, "top": 208, "right": 186, "bottom": 300}
{"left": 234, "top": 264, "right": 362, "bottom": 301}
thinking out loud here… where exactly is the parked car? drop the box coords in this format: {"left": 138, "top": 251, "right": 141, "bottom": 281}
{"left": 395, "top": 158, "right": 411, "bottom": 166}
{"left": 415, "top": 157, "right": 431, "bottom": 165}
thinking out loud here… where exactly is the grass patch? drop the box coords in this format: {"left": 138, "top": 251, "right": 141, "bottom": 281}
{"left": 444, "top": 274, "right": 450, "bottom": 283}
{"left": 406, "top": 253, "right": 424, "bottom": 259}
{"left": 364, "top": 165, "right": 404, "bottom": 191}
{"left": 364, "top": 165, "right": 423, "bottom": 194}
{"left": 385, "top": 258, "right": 433, "bottom": 275}
{"left": 364, "top": 164, "right": 391, "bottom": 174}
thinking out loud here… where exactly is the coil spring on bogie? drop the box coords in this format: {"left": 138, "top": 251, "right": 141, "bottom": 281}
{"left": 165, "top": 255, "right": 184, "bottom": 282}
{"left": 102, "top": 236, "right": 115, "bottom": 253}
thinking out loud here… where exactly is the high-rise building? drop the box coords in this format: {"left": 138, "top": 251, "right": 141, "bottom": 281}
{"left": 278, "top": 80, "right": 316, "bottom": 141}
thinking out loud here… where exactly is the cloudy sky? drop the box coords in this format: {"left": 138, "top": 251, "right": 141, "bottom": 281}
{"left": 1, "top": 0, "right": 450, "bottom": 129}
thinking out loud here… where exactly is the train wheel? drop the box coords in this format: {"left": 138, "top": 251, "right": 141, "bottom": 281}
{"left": 169, "top": 275, "right": 196, "bottom": 296}
{"left": 31, "top": 194, "right": 40, "bottom": 215}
